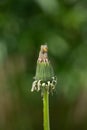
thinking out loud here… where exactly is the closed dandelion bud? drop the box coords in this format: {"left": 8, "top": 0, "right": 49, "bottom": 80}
{"left": 31, "top": 45, "right": 57, "bottom": 95}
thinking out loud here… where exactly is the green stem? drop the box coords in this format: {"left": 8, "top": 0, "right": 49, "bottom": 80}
{"left": 43, "top": 90, "right": 50, "bottom": 130}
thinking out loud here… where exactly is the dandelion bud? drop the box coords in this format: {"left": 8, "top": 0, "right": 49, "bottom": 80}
{"left": 31, "top": 45, "right": 57, "bottom": 94}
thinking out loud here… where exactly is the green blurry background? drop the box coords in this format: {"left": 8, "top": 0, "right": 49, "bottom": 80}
{"left": 0, "top": 0, "right": 87, "bottom": 130}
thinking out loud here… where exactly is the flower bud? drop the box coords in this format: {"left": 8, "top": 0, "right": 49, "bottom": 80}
{"left": 31, "top": 45, "right": 57, "bottom": 94}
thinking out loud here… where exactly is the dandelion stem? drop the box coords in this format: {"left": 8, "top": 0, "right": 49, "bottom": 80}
{"left": 43, "top": 90, "right": 50, "bottom": 130}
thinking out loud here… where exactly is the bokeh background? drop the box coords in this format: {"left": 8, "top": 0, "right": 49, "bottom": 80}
{"left": 0, "top": 0, "right": 87, "bottom": 130}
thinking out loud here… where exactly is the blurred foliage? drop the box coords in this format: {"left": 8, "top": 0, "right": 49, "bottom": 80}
{"left": 0, "top": 0, "right": 87, "bottom": 130}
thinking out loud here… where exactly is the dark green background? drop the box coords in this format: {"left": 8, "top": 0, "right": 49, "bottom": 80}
{"left": 0, "top": 0, "right": 87, "bottom": 130}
